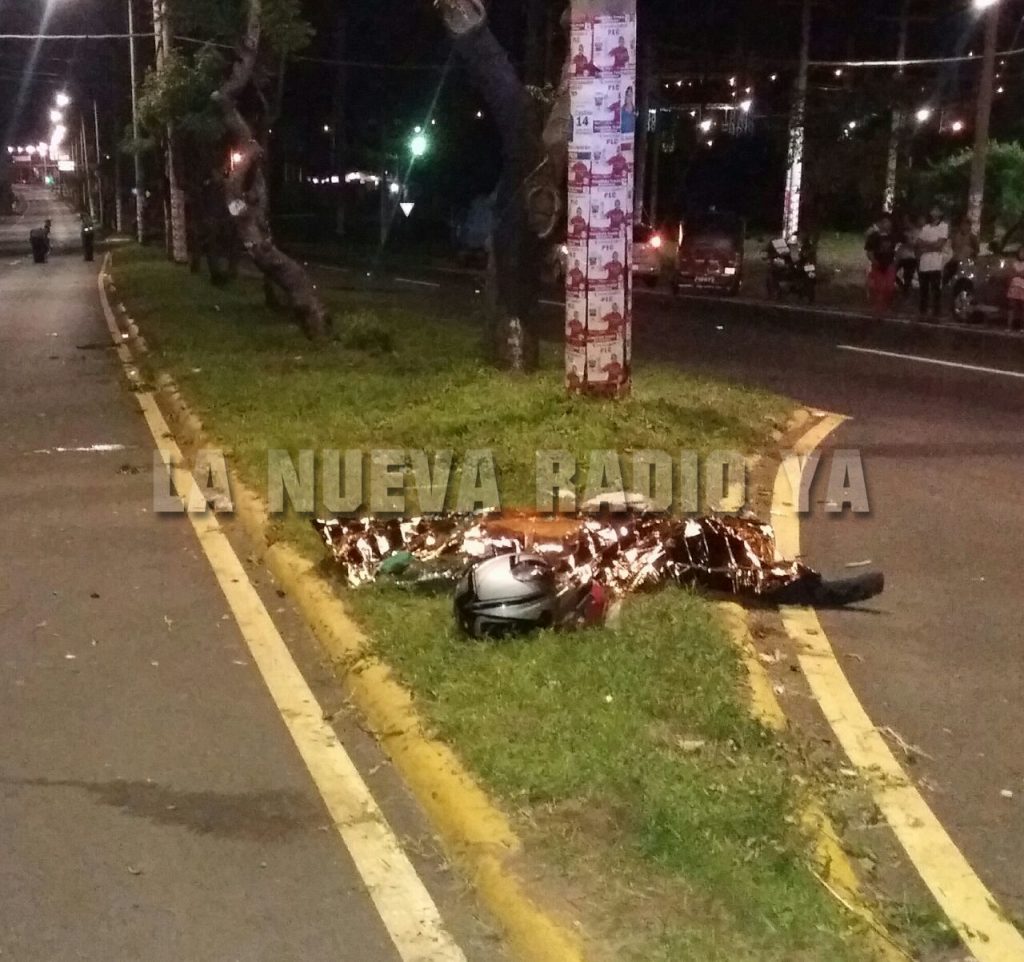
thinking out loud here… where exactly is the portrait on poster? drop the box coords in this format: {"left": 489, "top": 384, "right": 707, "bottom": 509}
{"left": 565, "top": 238, "right": 589, "bottom": 294}
{"left": 569, "top": 19, "right": 595, "bottom": 77}
{"left": 566, "top": 295, "right": 588, "bottom": 343}
{"left": 592, "top": 16, "right": 635, "bottom": 75}
{"left": 592, "top": 136, "right": 633, "bottom": 184}
{"left": 568, "top": 146, "right": 592, "bottom": 189}
{"left": 588, "top": 237, "right": 627, "bottom": 290}
{"left": 588, "top": 290, "right": 627, "bottom": 337}
{"left": 587, "top": 335, "right": 626, "bottom": 385}
{"left": 590, "top": 186, "right": 631, "bottom": 239}
{"left": 566, "top": 344, "right": 587, "bottom": 391}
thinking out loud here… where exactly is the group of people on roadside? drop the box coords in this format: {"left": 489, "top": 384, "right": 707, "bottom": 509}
{"left": 865, "top": 206, "right": 1024, "bottom": 329}
{"left": 865, "top": 207, "right": 977, "bottom": 318}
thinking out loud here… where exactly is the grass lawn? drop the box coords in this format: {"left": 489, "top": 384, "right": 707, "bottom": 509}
{"left": 111, "top": 245, "right": 930, "bottom": 961}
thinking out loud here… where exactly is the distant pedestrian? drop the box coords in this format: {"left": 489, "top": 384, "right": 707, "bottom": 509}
{"left": 946, "top": 217, "right": 980, "bottom": 287}
{"left": 917, "top": 205, "right": 949, "bottom": 320}
{"left": 895, "top": 214, "right": 921, "bottom": 296}
{"left": 865, "top": 215, "right": 898, "bottom": 312}
{"left": 1006, "top": 247, "right": 1024, "bottom": 331}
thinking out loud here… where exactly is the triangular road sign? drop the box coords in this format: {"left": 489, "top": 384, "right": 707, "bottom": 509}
{"left": 400, "top": 202, "right": 415, "bottom": 217}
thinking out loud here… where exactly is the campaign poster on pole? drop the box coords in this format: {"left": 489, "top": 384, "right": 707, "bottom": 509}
{"left": 566, "top": 5, "right": 636, "bottom": 397}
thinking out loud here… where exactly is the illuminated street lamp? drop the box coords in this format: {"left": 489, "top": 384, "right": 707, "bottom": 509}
{"left": 409, "top": 131, "right": 429, "bottom": 158}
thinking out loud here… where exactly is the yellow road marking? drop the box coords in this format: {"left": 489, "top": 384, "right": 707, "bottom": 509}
{"left": 775, "top": 413, "right": 1024, "bottom": 962}
{"left": 97, "top": 265, "right": 467, "bottom": 962}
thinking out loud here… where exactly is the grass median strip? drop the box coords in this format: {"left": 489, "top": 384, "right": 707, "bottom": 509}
{"left": 111, "top": 245, "right": 939, "bottom": 961}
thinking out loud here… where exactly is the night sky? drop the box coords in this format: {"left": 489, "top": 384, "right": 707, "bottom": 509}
{"left": 3, "top": 0, "right": 1023, "bottom": 229}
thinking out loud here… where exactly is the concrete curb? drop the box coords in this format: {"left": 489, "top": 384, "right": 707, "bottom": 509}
{"left": 100, "top": 255, "right": 587, "bottom": 962}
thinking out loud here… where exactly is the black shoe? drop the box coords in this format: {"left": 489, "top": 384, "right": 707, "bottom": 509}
{"left": 811, "top": 571, "right": 885, "bottom": 608}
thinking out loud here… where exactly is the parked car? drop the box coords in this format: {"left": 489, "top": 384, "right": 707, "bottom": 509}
{"left": 671, "top": 211, "right": 744, "bottom": 297}
{"left": 632, "top": 223, "right": 665, "bottom": 287}
{"left": 949, "top": 225, "right": 1024, "bottom": 324}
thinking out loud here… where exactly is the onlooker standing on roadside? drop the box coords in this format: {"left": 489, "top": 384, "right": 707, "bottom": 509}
{"left": 946, "top": 217, "right": 980, "bottom": 287}
{"left": 917, "top": 206, "right": 949, "bottom": 320}
{"left": 895, "top": 213, "right": 921, "bottom": 297}
{"left": 1006, "top": 246, "right": 1024, "bottom": 331}
{"left": 865, "top": 215, "right": 898, "bottom": 312}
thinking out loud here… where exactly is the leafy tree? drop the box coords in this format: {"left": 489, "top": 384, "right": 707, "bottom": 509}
{"left": 914, "top": 142, "right": 1024, "bottom": 236}
{"left": 138, "top": 0, "right": 330, "bottom": 338}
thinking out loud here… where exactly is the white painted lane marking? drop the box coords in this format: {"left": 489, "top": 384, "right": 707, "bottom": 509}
{"left": 774, "top": 414, "right": 1024, "bottom": 962}
{"left": 97, "top": 264, "right": 467, "bottom": 962}
{"left": 838, "top": 344, "right": 1024, "bottom": 379}
{"left": 30, "top": 443, "right": 128, "bottom": 454}
{"left": 394, "top": 277, "right": 441, "bottom": 288}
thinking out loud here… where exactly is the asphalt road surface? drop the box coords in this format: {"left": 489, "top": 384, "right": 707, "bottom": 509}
{"left": 318, "top": 254, "right": 1024, "bottom": 925}
{"left": 0, "top": 191, "right": 503, "bottom": 960}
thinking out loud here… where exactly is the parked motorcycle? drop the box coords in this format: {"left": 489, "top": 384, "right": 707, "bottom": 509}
{"left": 765, "top": 236, "right": 817, "bottom": 303}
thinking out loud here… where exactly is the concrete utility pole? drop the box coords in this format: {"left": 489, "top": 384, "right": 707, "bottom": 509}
{"left": 80, "top": 117, "right": 95, "bottom": 219}
{"left": 782, "top": 0, "right": 811, "bottom": 241}
{"left": 566, "top": 0, "right": 637, "bottom": 398}
{"left": 152, "top": 0, "right": 188, "bottom": 263}
{"left": 93, "top": 99, "right": 105, "bottom": 227}
{"left": 128, "top": 0, "right": 145, "bottom": 243}
{"left": 883, "top": 0, "right": 910, "bottom": 213}
{"left": 967, "top": 1, "right": 1000, "bottom": 239}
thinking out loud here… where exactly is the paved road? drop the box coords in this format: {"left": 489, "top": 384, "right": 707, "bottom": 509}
{"left": 0, "top": 190, "right": 499, "bottom": 960}
{"left": 317, "top": 252, "right": 1024, "bottom": 926}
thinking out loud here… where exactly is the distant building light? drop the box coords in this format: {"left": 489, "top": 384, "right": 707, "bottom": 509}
{"left": 322, "top": 124, "right": 330, "bottom": 133}
{"left": 834, "top": 68, "right": 843, "bottom": 77}
{"left": 330, "top": 175, "right": 340, "bottom": 184}
{"left": 770, "top": 73, "right": 778, "bottom": 81}
{"left": 676, "top": 80, "right": 683, "bottom": 88}
{"left": 389, "top": 182, "right": 401, "bottom": 195}
{"left": 55, "top": 91, "right": 70, "bottom": 108}
{"left": 698, "top": 118, "right": 713, "bottom": 132}
{"left": 915, "top": 107, "right": 933, "bottom": 123}
{"left": 705, "top": 139, "right": 714, "bottom": 147}
{"left": 728, "top": 76, "right": 736, "bottom": 86}
{"left": 951, "top": 120, "right": 965, "bottom": 132}
{"left": 475, "top": 110, "right": 483, "bottom": 119}
{"left": 997, "top": 86, "right": 1005, "bottom": 94}
{"left": 847, "top": 120, "right": 857, "bottom": 129}
{"left": 739, "top": 98, "right": 753, "bottom": 113}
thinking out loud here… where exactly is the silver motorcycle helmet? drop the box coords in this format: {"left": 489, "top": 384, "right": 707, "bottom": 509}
{"left": 454, "top": 552, "right": 608, "bottom": 639}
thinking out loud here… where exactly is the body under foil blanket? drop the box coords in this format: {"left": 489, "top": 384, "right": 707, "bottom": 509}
{"left": 311, "top": 513, "right": 883, "bottom": 609}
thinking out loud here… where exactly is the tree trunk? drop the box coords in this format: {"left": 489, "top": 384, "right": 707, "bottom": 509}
{"left": 212, "top": 0, "right": 332, "bottom": 341}
{"left": 438, "top": 1, "right": 544, "bottom": 372}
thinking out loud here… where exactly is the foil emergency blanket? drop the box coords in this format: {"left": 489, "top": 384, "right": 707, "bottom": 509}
{"left": 311, "top": 512, "right": 820, "bottom": 602}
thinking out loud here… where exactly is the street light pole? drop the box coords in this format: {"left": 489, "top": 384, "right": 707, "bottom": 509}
{"left": 883, "top": 0, "right": 910, "bottom": 213}
{"left": 93, "top": 99, "right": 105, "bottom": 227}
{"left": 783, "top": 0, "right": 811, "bottom": 241}
{"left": 967, "top": 0, "right": 1000, "bottom": 239}
{"left": 128, "top": 0, "right": 145, "bottom": 243}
